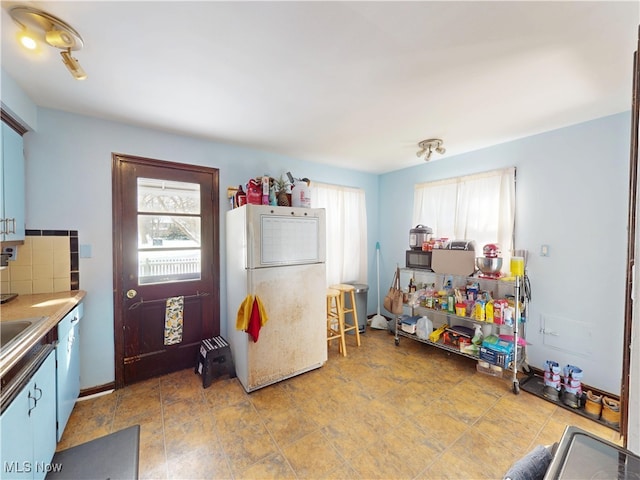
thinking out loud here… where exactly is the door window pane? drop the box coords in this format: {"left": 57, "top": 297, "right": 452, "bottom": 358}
{"left": 137, "top": 178, "right": 200, "bottom": 214}
{"left": 138, "top": 215, "right": 201, "bottom": 248}
{"left": 137, "top": 178, "right": 202, "bottom": 285}
{"left": 138, "top": 250, "right": 201, "bottom": 285}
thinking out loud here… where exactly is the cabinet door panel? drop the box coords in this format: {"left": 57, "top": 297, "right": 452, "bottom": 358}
{"left": 30, "top": 352, "right": 56, "bottom": 480}
{"left": 56, "top": 317, "right": 80, "bottom": 441}
{"left": 0, "top": 378, "right": 34, "bottom": 479}
{"left": 1, "top": 122, "right": 25, "bottom": 241}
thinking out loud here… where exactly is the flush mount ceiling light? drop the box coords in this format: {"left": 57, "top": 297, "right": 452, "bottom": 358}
{"left": 9, "top": 5, "right": 87, "bottom": 80}
{"left": 416, "top": 138, "right": 446, "bottom": 162}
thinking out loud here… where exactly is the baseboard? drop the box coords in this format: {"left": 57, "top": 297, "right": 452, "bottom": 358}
{"left": 80, "top": 381, "right": 116, "bottom": 398}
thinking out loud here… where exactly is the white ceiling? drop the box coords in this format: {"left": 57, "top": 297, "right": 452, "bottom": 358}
{"left": 1, "top": 1, "right": 638, "bottom": 174}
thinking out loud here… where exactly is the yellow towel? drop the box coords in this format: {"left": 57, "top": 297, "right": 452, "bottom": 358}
{"left": 164, "top": 296, "right": 184, "bottom": 345}
{"left": 236, "top": 295, "right": 254, "bottom": 331}
{"left": 235, "top": 295, "right": 269, "bottom": 331}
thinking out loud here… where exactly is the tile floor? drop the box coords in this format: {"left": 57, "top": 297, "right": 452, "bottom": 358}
{"left": 58, "top": 329, "right": 622, "bottom": 479}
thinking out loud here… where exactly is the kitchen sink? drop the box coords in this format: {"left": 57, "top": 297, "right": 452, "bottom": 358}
{"left": 0, "top": 318, "right": 41, "bottom": 347}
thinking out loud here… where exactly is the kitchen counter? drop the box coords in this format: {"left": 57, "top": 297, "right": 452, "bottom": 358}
{"left": 0, "top": 291, "right": 86, "bottom": 377}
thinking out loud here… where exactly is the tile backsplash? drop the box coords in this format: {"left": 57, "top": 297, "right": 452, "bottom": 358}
{"left": 0, "top": 230, "right": 79, "bottom": 295}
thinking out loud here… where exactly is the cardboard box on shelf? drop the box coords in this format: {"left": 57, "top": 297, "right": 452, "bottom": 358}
{"left": 431, "top": 250, "right": 476, "bottom": 276}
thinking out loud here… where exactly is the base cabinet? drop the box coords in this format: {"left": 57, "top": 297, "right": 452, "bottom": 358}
{"left": 56, "top": 305, "right": 81, "bottom": 441}
{"left": 0, "top": 349, "right": 57, "bottom": 480}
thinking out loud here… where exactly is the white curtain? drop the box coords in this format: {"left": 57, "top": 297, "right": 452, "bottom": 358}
{"left": 310, "top": 182, "right": 367, "bottom": 286}
{"left": 413, "top": 167, "right": 516, "bottom": 259}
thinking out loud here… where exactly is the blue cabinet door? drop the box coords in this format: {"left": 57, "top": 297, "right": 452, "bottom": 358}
{"left": 0, "top": 351, "right": 56, "bottom": 480}
{"left": 0, "top": 122, "right": 25, "bottom": 242}
{"left": 30, "top": 352, "right": 56, "bottom": 480}
{"left": 56, "top": 307, "right": 81, "bottom": 441}
{"left": 0, "top": 377, "right": 32, "bottom": 479}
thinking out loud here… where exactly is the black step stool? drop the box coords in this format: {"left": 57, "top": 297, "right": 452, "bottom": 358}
{"left": 195, "top": 336, "right": 236, "bottom": 388}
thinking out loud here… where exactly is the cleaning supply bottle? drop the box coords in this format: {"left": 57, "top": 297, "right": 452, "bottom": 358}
{"left": 425, "top": 283, "right": 435, "bottom": 308}
{"left": 472, "top": 324, "right": 484, "bottom": 345}
{"left": 261, "top": 176, "right": 270, "bottom": 205}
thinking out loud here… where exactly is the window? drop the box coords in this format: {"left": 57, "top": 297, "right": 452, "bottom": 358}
{"left": 413, "top": 167, "right": 516, "bottom": 257}
{"left": 137, "top": 178, "right": 202, "bottom": 285}
{"left": 310, "top": 183, "right": 367, "bottom": 285}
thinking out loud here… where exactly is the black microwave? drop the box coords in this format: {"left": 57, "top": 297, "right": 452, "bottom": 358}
{"left": 405, "top": 250, "right": 432, "bottom": 270}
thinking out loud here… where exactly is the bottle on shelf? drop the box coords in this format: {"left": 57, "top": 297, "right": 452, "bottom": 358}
{"left": 425, "top": 283, "right": 435, "bottom": 308}
{"left": 236, "top": 185, "right": 247, "bottom": 207}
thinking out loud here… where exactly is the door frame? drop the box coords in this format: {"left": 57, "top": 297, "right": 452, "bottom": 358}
{"left": 112, "top": 153, "right": 220, "bottom": 389}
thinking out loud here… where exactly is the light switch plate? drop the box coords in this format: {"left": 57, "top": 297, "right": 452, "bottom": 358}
{"left": 79, "top": 244, "right": 92, "bottom": 258}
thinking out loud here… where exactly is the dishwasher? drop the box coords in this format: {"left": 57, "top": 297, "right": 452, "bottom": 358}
{"left": 56, "top": 304, "right": 82, "bottom": 442}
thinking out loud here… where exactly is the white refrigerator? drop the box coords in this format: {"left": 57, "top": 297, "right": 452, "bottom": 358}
{"left": 226, "top": 204, "right": 327, "bottom": 392}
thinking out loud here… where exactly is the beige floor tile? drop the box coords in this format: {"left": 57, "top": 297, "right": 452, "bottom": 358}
{"left": 262, "top": 406, "right": 319, "bottom": 446}
{"left": 202, "top": 377, "right": 248, "bottom": 407}
{"left": 412, "top": 409, "right": 470, "bottom": 453}
{"left": 235, "top": 453, "right": 297, "bottom": 480}
{"left": 164, "top": 417, "right": 219, "bottom": 459}
{"left": 321, "top": 415, "right": 380, "bottom": 461}
{"left": 428, "top": 429, "right": 515, "bottom": 479}
{"left": 349, "top": 421, "right": 439, "bottom": 480}
{"left": 59, "top": 330, "right": 620, "bottom": 479}
{"left": 220, "top": 423, "right": 280, "bottom": 475}
{"left": 114, "top": 388, "right": 162, "bottom": 424}
{"left": 280, "top": 430, "right": 343, "bottom": 479}
{"left": 212, "top": 399, "right": 264, "bottom": 437}
{"left": 162, "top": 397, "right": 211, "bottom": 428}
{"left": 248, "top": 383, "right": 298, "bottom": 419}
{"left": 167, "top": 449, "right": 232, "bottom": 480}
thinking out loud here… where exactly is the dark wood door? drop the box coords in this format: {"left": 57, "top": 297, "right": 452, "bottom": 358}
{"left": 621, "top": 25, "right": 639, "bottom": 444}
{"left": 112, "top": 154, "right": 220, "bottom": 387}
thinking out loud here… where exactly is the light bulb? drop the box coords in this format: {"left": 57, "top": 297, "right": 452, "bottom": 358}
{"left": 17, "top": 30, "right": 38, "bottom": 50}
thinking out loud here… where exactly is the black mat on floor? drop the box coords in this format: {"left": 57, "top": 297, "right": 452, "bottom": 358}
{"left": 520, "top": 375, "right": 618, "bottom": 432}
{"left": 46, "top": 425, "right": 140, "bottom": 480}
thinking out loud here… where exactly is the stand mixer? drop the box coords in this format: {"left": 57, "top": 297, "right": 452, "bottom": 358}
{"left": 476, "top": 243, "right": 504, "bottom": 279}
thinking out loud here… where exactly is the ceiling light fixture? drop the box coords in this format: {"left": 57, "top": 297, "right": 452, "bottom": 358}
{"left": 16, "top": 29, "right": 38, "bottom": 50}
{"left": 8, "top": 5, "right": 87, "bottom": 80}
{"left": 61, "top": 48, "right": 87, "bottom": 81}
{"left": 416, "top": 138, "right": 446, "bottom": 162}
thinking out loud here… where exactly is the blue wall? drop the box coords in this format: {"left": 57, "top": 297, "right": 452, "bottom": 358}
{"left": 23, "top": 107, "right": 379, "bottom": 390}
{"left": 5, "top": 69, "right": 631, "bottom": 393}
{"left": 379, "top": 112, "right": 631, "bottom": 394}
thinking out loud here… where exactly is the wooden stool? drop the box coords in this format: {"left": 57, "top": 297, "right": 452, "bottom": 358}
{"left": 327, "top": 288, "right": 347, "bottom": 356}
{"left": 195, "top": 336, "right": 236, "bottom": 388}
{"left": 329, "top": 284, "right": 362, "bottom": 348}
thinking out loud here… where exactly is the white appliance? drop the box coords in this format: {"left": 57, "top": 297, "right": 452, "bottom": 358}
{"left": 226, "top": 204, "right": 327, "bottom": 392}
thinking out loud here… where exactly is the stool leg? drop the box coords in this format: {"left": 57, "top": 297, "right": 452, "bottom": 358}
{"left": 336, "top": 296, "right": 347, "bottom": 356}
{"left": 326, "top": 296, "right": 334, "bottom": 349}
{"left": 327, "top": 295, "right": 347, "bottom": 356}
{"left": 349, "top": 290, "right": 361, "bottom": 346}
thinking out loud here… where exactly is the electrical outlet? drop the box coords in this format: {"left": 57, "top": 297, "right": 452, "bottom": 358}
{"left": 540, "top": 244, "right": 550, "bottom": 257}
{"left": 2, "top": 246, "right": 17, "bottom": 261}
